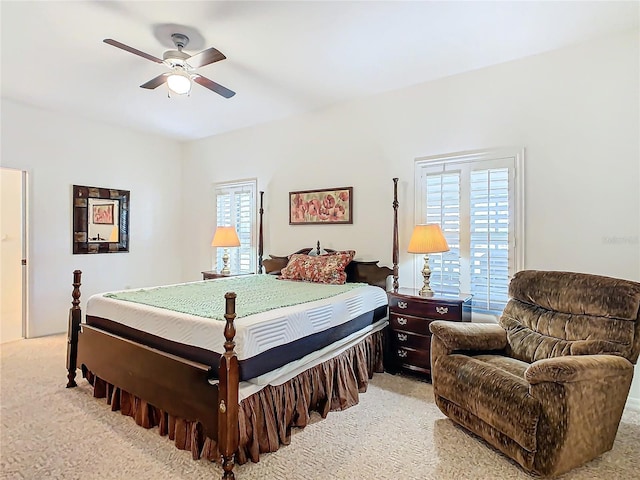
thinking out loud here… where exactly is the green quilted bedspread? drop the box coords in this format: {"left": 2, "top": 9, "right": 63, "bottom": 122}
{"left": 104, "top": 274, "right": 364, "bottom": 321}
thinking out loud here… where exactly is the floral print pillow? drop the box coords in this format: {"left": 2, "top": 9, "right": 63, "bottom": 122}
{"left": 280, "top": 251, "right": 355, "bottom": 284}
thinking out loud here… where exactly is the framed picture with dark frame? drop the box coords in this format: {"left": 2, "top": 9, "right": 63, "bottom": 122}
{"left": 72, "top": 185, "right": 130, "bottom": 254}
{"left": 289, "top": 186, "right": 353, "bottom": 225}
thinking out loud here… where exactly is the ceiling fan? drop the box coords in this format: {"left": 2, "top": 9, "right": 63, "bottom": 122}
{"left": 104, "top": 33, "right": 235, "bottom": 98}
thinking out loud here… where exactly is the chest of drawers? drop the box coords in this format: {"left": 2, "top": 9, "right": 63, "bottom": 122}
{"left": 387, "top": 289, "right": 471, "bottom": 379}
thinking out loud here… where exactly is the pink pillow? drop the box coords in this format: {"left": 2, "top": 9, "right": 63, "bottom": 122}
{"left": 281, "top": 251, "right": 355, "bottom": 284}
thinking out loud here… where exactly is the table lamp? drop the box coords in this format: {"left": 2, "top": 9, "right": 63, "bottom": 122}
{"left": 407, "top": 224, "right": 450, "bottom": 296}
{"left": 211, "top": 226, "right": 241, "bottom": 275}
{"left": 109, "top": 225, "right": 119, "bottom": 243}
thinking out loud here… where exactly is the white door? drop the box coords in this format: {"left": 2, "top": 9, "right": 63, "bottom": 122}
{"left": 1, "top": 168, "right": 26, "bottom": 343}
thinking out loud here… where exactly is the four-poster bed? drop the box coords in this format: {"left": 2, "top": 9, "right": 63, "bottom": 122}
{"left": 66, "top": 178, "right": 401, "bottom": 480}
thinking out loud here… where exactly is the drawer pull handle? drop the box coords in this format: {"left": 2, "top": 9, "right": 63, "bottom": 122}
{"left": 397, "top": 301, "right": 408, "bottom": 309}
{"left": 398, "top": 350, "right": 408, "bottom": 358}
{"left": 397, "top": 333, "right": 408, "bottom": 342}
{"left": 397, "top": 317, "right": 407, "bottom": 326}
{"left": 436, "top": 306, "right": 449, "bottom": 315}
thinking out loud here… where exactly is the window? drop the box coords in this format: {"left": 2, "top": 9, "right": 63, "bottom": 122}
{"left": 415, "top": 149, "right": 524, "bottom": 315}
{"left": 214, "top": 179, "right": 257, "bottom": 274}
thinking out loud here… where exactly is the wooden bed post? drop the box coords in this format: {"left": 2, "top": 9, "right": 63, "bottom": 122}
{"left": 392, "top": 178, "right": 399, "bottom": 292}
{"left": 218, "top": 292, "right": 239, "bottom": 479}
{"left": 66, "top": 270, "right": 82, "bottom": 388}
{"left": 258, "top": 191, "right": 264, "bottom": 274}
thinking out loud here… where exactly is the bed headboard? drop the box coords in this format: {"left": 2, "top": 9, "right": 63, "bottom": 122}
{"left": 258, "top": 178, "right": 400, "bottom": 290}
{"left": 262, "top": 245, "right": 392, "bottom": 289}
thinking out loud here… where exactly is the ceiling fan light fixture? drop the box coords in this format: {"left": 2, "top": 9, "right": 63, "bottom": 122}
{"left": 167, "top": 69, "right": 192, "bottom": 95}
{"left": 104, "top": 34, "right": 235, "bottom": 98}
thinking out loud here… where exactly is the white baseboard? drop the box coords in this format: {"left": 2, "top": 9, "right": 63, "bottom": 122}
{"left": 625, "top": 395, "right": 640, "bottom": 412}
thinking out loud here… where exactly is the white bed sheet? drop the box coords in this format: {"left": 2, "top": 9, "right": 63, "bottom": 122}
{"left": 85, "top": 279, "right": 388, "bottom": 361}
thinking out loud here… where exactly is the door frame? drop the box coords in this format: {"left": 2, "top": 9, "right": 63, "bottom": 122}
{"left": 22, "top": 169, "right": 29, "bottom": 338}
{"left": 0, "top": 167, "right": 29, "bottom": 339}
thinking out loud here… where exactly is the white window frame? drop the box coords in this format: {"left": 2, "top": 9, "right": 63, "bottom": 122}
{"left": 414, "top": 148, "right": 525, "bottom": 317}
{"left": 213, "top": 178, "right": 258, "bottom": 274}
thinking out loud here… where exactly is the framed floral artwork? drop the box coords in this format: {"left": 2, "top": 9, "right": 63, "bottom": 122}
{"left": 92, "top": 204, "right": 114, "bottom": 224}
{"left": 289, "top": 187, "right": 353, "bottom": 225}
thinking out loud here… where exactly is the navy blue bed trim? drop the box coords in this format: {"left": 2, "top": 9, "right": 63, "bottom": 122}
{"left": 85, "top": 304, "right": 387, "bottom": 381}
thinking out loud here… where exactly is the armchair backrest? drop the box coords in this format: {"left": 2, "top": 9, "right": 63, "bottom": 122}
{"left": 500, "top": 270, "right": 640, "bottom": 364}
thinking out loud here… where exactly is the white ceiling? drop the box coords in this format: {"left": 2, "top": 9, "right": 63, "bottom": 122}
{"left": 2, "top": 1, "right": 638, "bottom": 141}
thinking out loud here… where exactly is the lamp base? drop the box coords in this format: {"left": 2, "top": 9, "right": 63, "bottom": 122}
{"left": 219, "top": 248, "right": 231, "bottom": 275}
{"left": 419, "top": 254, "right": 434, "bottom": 297}
{"left": 418, "top": 286, "right": 435, "bottom": 297}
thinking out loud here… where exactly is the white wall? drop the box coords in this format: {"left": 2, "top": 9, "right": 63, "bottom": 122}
{"left": 0, "top": 100, "right": 184, "bottom": 338}
{"left": 181, "top": 31, "right": 640, "bottom": 403}
{"left": 182, "top": 30, "right": 639, "bottom": 283}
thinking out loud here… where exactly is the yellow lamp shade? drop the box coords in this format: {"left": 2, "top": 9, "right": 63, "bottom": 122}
{"left": 407, "top": 224, "right": 449, "bottom": 254}
{"left": 211, "top": 226, "right": 241, "bottom": 247}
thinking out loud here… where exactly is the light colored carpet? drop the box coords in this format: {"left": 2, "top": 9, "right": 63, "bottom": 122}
{"left": 1, "top": 335, "right": 639, "bottom": 480}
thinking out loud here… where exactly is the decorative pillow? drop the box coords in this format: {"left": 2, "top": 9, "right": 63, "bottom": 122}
{"left": 321, "top": 249, "right": 355, "bottom": 257}
{"left": 280, "top": 251, "right": 355, "bottom": 284}
{"left": 263, "top": 256, "right": 289, "bottom": 275}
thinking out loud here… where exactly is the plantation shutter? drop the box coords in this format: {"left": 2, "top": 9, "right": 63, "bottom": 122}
{"left": 470, "top": 168, "right": 510, "bottom": 313}
{"left": 415, "top": 149, "right": 523, "bottom": 317}
{"left": 424, "top": 172, "right": 461, "bottom": 296}
{"left": 233, "top": 188, "right": 253, "bottom": 273}
{"left": 215, "top": 180, "right": 256, "bottom": 274}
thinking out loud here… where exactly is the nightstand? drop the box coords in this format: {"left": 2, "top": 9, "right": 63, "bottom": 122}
{"left": 387, "top": 288, "right": 472, "bottom": 380}
{"left": 201, "top": 271, "right": 247, "bottom": 280}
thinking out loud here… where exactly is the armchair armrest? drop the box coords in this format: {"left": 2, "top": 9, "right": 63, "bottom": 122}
{"left": 525, "top": 354, "right": 634, "bottom": 385}
{"left": 429, "top": 321, "right": 507, "bottom": 352}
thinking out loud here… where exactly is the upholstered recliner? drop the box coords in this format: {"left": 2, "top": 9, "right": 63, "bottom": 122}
{"left": 429, "top": 270, "right": 640, "bottom": 477}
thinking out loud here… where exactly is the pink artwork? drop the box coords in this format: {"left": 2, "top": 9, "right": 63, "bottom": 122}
{"left": 289, "top": 187, "right": 353, "bottom": 225}
{"left": 92, "top": 204, "right": 114, "bottom": 224}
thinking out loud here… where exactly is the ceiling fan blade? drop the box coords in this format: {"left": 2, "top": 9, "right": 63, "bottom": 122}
{"left": 104, "top": 39, "right": 163, "bottom": 64}
{"left": 187, "top": 47, "right": 226, "bottom": 68}
{"left": 193, "top": 74, "right": 236, "bottom": 98}
{"left": 140, "top": 73, "right": 170, "bottom": 89}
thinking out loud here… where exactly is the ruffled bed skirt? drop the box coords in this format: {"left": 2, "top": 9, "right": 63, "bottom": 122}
{"left": 85, "top": 329, "right": 384, "bottom": 464}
